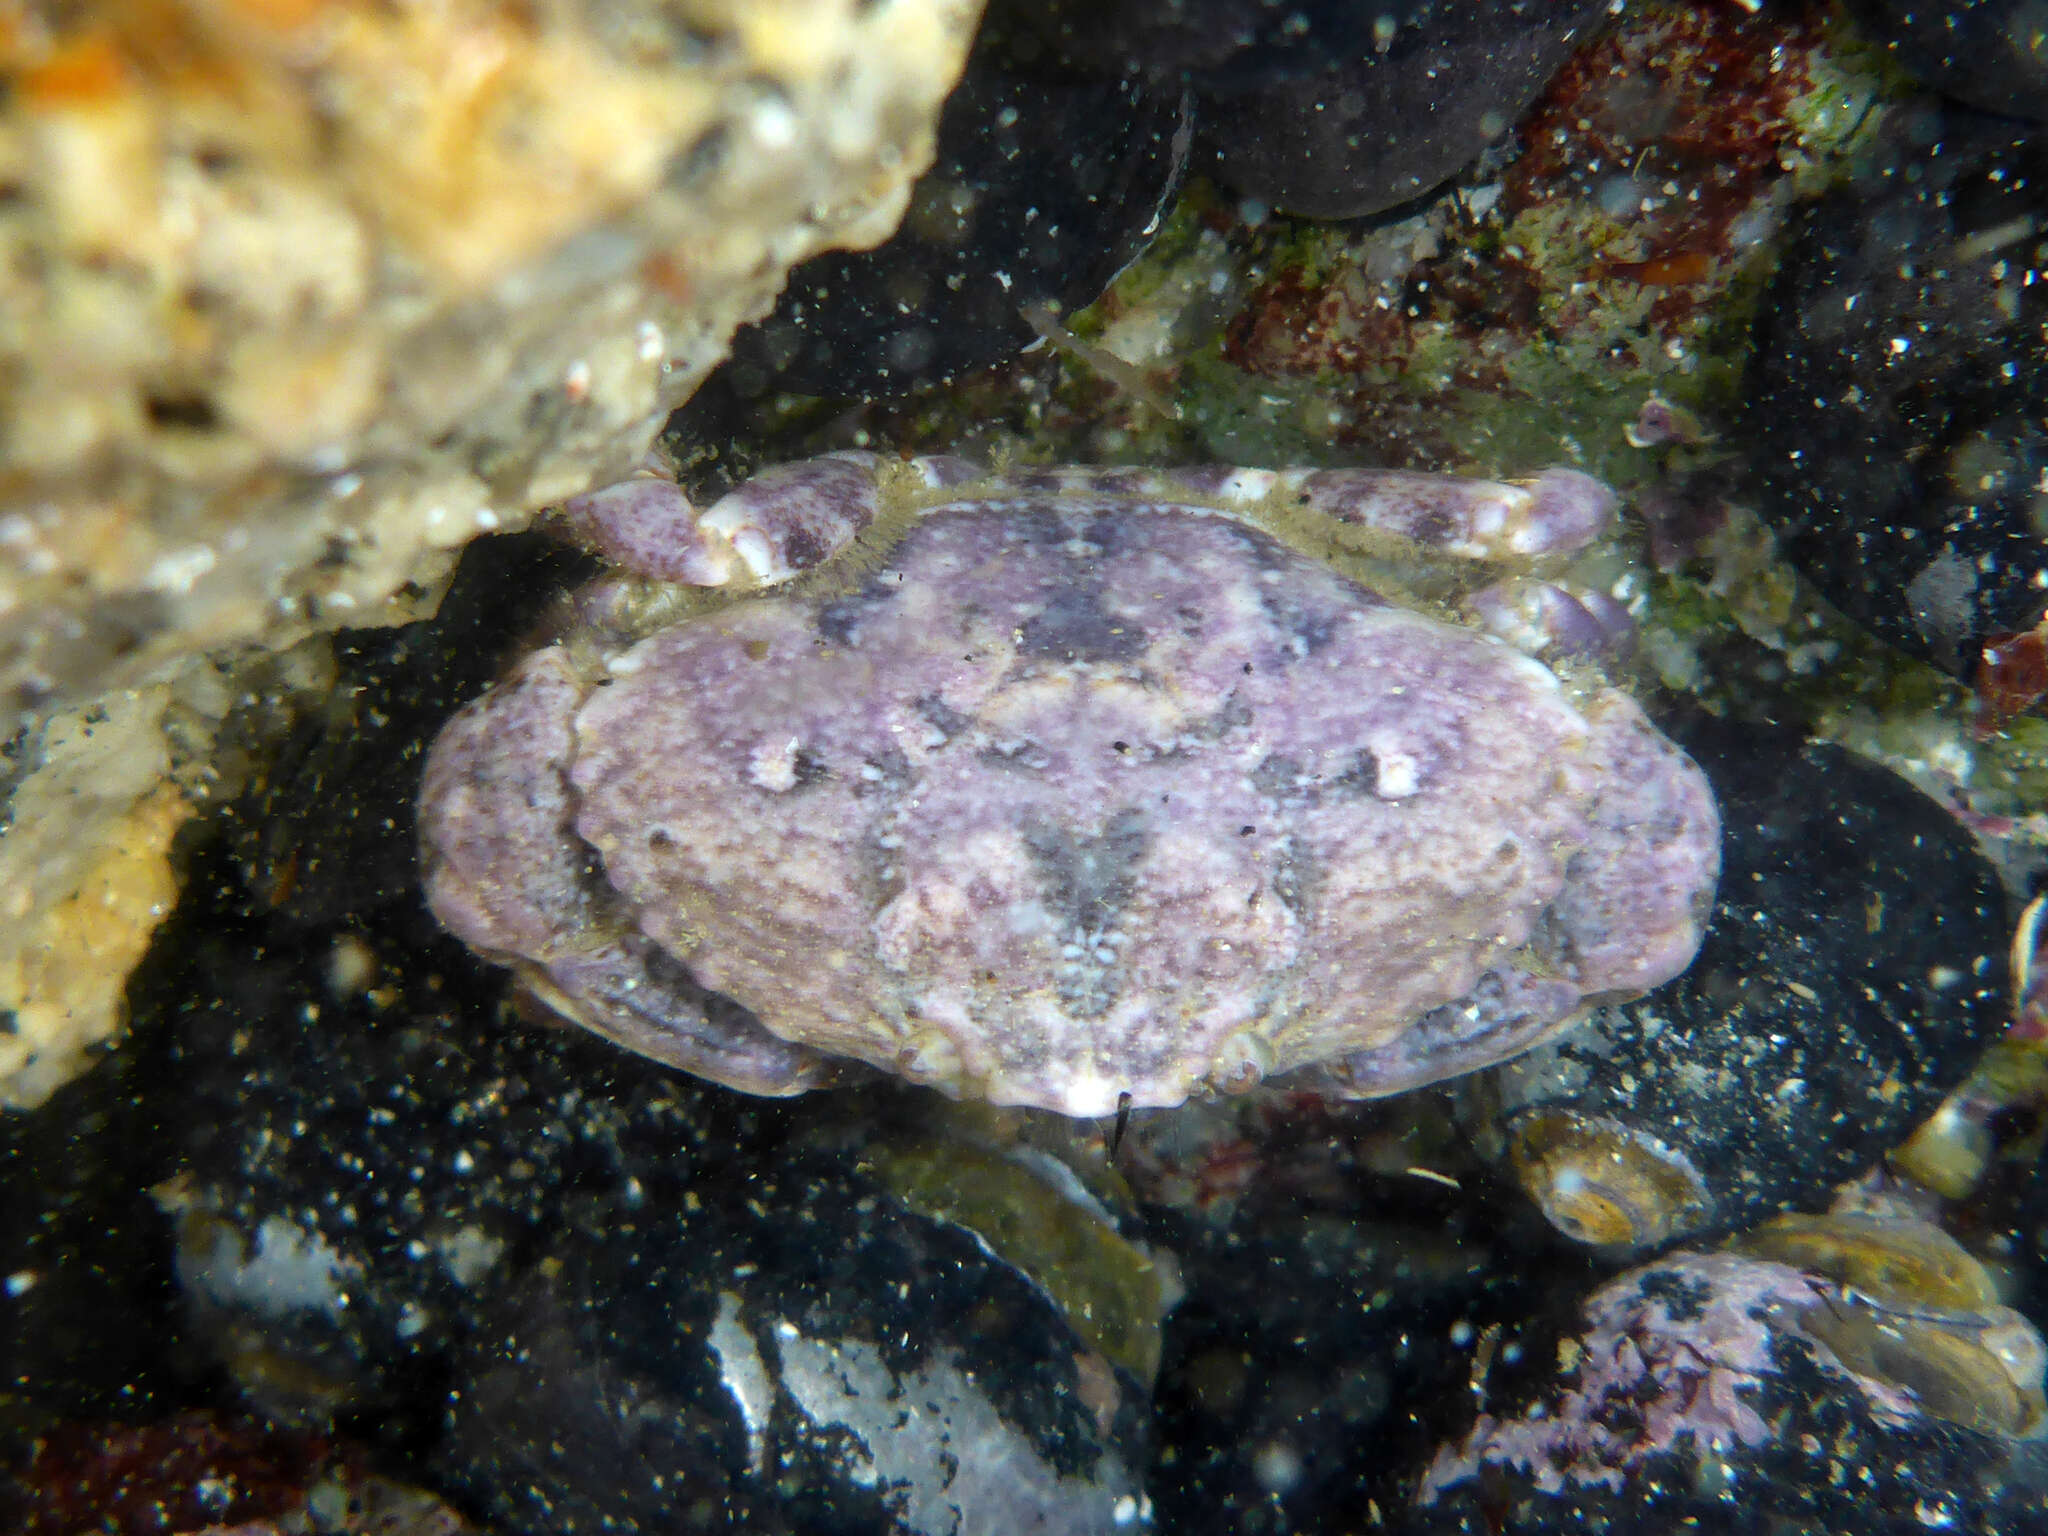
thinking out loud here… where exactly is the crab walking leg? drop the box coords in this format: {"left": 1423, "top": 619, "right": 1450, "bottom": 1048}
{"left": 959, "top": 463, "right": 1617, "bottom": 562}
{"left": 528, "top": 938, "right": 839, "bottom": 1097}
{"left": 1466, "top": 577, "right": 1638, "bottom": 661}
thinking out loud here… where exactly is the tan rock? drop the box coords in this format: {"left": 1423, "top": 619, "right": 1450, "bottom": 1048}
{"left": 0, "top": 0, "right": 984, "bottom": 730}
{"left": 0, "top": 0, "right": 980, "bottom": 1100}
{"left": 0, "top": 687, "right": 191, "bottom": 1108}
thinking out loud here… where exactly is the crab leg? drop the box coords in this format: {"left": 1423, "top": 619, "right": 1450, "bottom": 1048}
{"left": 1466, "top": 577, "right": 1637, "bottom": 660}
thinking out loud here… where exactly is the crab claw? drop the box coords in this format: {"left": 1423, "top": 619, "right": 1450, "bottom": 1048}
{"left": 557, "top": 451, "right": 887, "bottom": 588}
{"left": 557, "top": 473, "right": 740, "bottom": 585}
{"left": 1281, "top": 465, "right": 1619, "bottom": 561}
{"left": 1512, "top": 468, "right": 1620, "bottom": 557}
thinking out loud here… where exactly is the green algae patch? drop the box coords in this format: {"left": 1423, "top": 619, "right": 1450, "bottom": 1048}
{"left": 867, "top": 1137, "right": 1171, "bottom": 1384}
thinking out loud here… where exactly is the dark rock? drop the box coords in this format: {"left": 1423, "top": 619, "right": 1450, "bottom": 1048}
{"left": 1848, "top": 0, "right": 2048, "bottom": 122}
{"left": 1407, "top": 1247, "right": 2048, "bottom": 1535}
{"left": 1031, "top": 0, "right": 1610, "bottom": 219}
{"left": 2021, "top": 1138, "right": 2048, "bottom": 1327}
{"left": 142, "top": 848, "right": 1153, "bottom": 1531}
{"left": 1029, "top": 0, "right": 1414, "bottom": 85}
{"left": 1198, "top": 1, "right": 1611, "bottom": 219}
{"left": 0, "top": 1068, "right": 186, "bottom": 1445}
{"left": 436, "top": 1144, "right": 1151, "bottom": 1535}
{"left": 1140, "top": 1100, "right": 1594, "bottom": 1536}
{"left": 709, "top": 11, "right": 1189, "bottom": 401}
{"left": 1745, "top": 115, "right": 2048, "bottom": 675}
{"left": 1478, "top": 715, "right": 2009, "bottom": 1247}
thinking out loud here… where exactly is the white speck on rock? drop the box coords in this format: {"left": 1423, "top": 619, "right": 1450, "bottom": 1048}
{"left": 775, "top": 1326, "right": 1144, "bottom": 1533}
{"left": 707, "top": 1291, "right": 773, "bottom": 1474}
{"left": 1374, "top": 748, "right": 1421, "bottom": 799}
{"left": 435, "top": 1225, "right": 505, "bottom": 1287}
{"left": 186, "top": 1215, "right": 350, "bottom": 1320}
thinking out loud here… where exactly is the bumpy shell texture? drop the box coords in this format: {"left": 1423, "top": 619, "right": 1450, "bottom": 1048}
{"left": 421, "top": 469, "right": 1720, "bottom": 1116}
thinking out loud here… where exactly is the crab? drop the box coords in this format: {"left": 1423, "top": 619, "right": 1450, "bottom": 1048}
{"left": 417, "top": 452, "right": 1720, "bottom": 1117}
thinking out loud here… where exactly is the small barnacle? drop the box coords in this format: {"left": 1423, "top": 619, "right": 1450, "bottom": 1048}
{"left": 1734, "top": 1204, "right": 1998, "bottom": 1314}
{"left": 1735, "top": 1197, "right": 2048, "bottom": 1438}
{"left": 1505, "top": 1108, "right": 1713, "bottom": 1249}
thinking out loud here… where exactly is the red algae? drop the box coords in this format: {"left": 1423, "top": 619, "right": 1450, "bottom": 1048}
{"left": 1508, "top": 2, "right": 1839, "bottom": 328}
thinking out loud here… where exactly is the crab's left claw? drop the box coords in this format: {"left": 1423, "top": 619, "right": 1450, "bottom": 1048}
{"left": 558, "top": 451, "right": 888, "bottom": 588}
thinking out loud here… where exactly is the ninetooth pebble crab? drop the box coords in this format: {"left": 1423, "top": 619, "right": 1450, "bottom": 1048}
{"left": 418, "top": 452, "right": 1721, "bottom": 1117}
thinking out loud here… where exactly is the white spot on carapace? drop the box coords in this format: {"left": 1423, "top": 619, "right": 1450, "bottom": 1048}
{"left": 749, "top": 737, "right": 804, "bottom": 792}
{"left": 1374, "top": 748, "right": 1421, "bottom": 799}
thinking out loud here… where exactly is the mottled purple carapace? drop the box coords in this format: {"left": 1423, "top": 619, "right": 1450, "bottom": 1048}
{"left": 418, "top": 453, "right": 1720, "bottom": 1116}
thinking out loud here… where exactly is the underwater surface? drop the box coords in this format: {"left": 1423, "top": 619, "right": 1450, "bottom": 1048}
{"left": 4, "top": 1, "right": 2048, "bottom": 1532}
